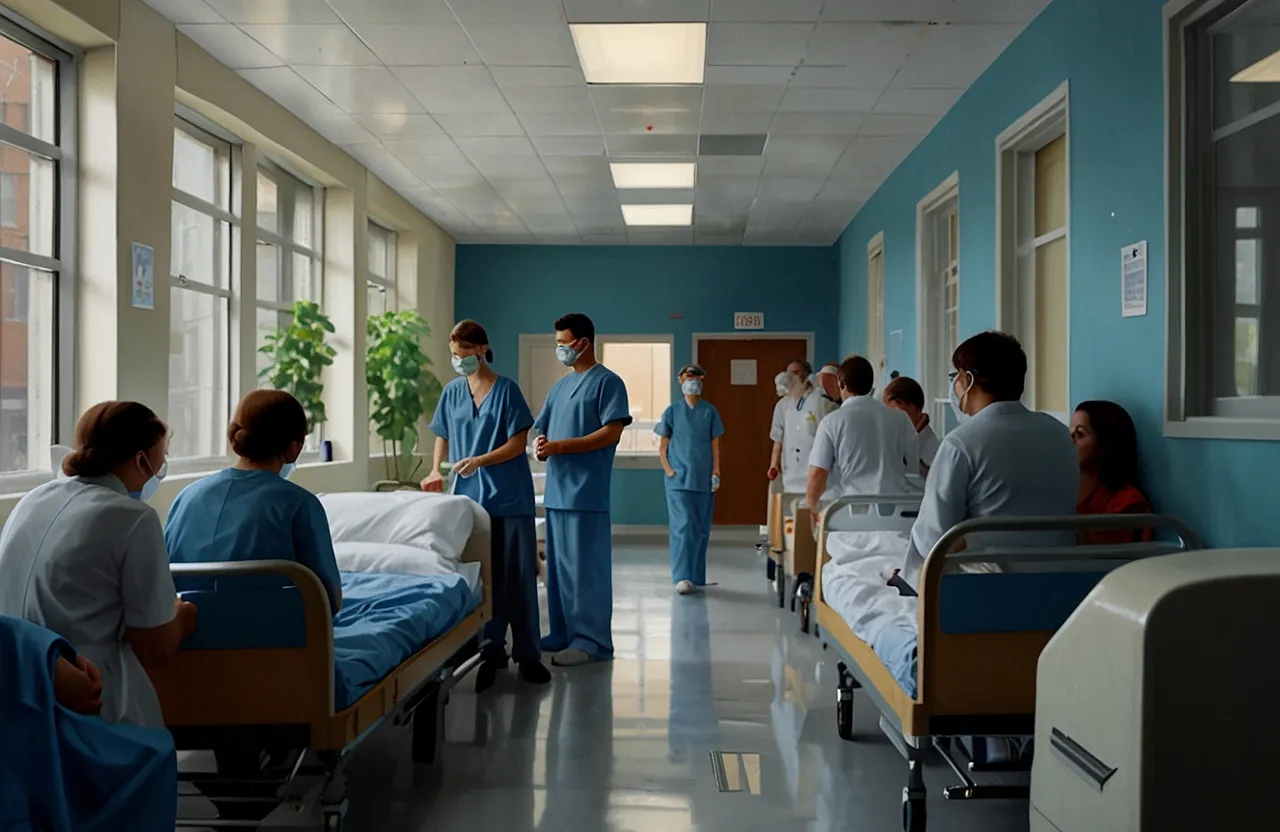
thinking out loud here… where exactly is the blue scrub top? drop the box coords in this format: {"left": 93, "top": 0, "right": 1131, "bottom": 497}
{"left": 534, "top": 364, "right": 632, "bottom": 513}
{"left": 429, "top": 375, "right": 536, "bottom": 518}
{"left": 655, "top": 399, "right": 725, "bottom": 493}
{"left": 164, "top": 468, "right": 342, "bottom": 612}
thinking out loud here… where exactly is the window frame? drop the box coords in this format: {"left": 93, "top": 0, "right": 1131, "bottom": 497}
{"left": 0, "top": 12, "right": 77, "bottom": 492}
{"left": 167, "top": 117, "right": 236, "bottom": 472}
{"left": 1165, "top": 0, "right": 1280, "bottom": 439}
{"left": 367, "top": 218, "right": 396, "bottom": 316}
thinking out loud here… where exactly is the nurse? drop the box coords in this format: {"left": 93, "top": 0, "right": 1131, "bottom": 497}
{"left": 656, "top": 363, "right": 725, "bottom": 595}
{"left": 534, "top": 313, "right": 632, "bottom": 667}
{"left": 767, "top": 359, "right": 838, "bottom": 494}
{"left": 422, "top": 319, "right": 550, "bottom": 690}
{"left": 165, "top": 390, "right": 342, "bottom": 615}
{"left": 882, "top": 376, "right": 941, "bottom": 476}
{"left": 0, "top": 401, "right": 197, "bottom": 728}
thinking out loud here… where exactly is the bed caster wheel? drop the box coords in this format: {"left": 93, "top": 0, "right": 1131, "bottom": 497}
{"left": 836, "top": 687, "right": 855, "bottom": 741}
{"left": 901, "top": 793, "right": 926, "bottom": 832}
{"left": 325, "top": 810, "right": 345, "bottom": 831}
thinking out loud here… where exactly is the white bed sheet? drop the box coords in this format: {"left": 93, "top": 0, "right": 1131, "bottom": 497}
{"left": 320, "top": 491, "right": 475, "bottom": 566}
{"left": 333, "top": 540, "right": 482, "bottom": 592}
{"left": 820, "top": 531, "right": 917, "bottom": 657}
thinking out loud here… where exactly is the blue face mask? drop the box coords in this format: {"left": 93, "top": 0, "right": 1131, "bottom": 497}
{"left": 129, "top": 456, "right": 166, "bottom": 502}
{"left": 948, "top": 371, "right": 972, "bottom": 423}
{"left": 681, "top": 379, "right": 703, "bottom": 396}
{"left": 280, "top": 462, "right": 297, "bottom": 480}
{"left": 451, "top": 354, "right": 481, "bottom": 377}
{"left": 556, "top": 341, "right": 584, "bottom": 367}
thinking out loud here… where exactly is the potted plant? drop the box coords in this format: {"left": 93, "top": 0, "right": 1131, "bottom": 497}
{"left": 366, "top": 310, "right": 444, "bottom": 490}
{"left": 259, "top": 299, "right": 337, "bottom": 433}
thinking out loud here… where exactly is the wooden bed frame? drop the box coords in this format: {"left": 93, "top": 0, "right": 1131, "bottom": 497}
{"left": 766, "top": 491, "right": 818, "bottom": 618}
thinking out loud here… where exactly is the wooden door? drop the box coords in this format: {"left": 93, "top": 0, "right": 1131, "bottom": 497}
{"left": 698, "top": 338, "right": 808, "bottom": 526}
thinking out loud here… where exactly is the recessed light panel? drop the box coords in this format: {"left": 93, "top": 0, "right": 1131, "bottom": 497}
{"left": 610, "top": 162, "right": 697, "bottom": 189}
{"left": 1233, "top": 48, "right": 1280, "bottom": 82}
{"left": 621, "top": 204, "right": 694, "bottom": 227}
{"left": 570, "top": 23, "right": 706, "bottom": 85}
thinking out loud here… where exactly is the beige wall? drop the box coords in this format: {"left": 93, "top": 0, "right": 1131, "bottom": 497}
{"left": 0, "top": 0, "right": 457, "bottom": 522}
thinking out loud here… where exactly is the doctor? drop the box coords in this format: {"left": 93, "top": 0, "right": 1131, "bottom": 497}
{"left": 767, "top": 360, "right": 838, "bottom": 494}
{"left": 656, "top": 363, "right": 725, "bottom": 595}
{"left": 422, "top": 320, "right": 550, "bottom": 690}
{"left": 0, "top": 401, "right": 196, "bottom": 729}
{"left": 806, "top": 355, "right": 917, "bottom": 517}
{"left": 882, "top": 376, "right": 941, "bottom": 476}
{"left": 534, "top": 313, "right": 632, "bottom": 667}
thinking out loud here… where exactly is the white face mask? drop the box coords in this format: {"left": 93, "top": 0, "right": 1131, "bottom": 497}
{"left": 130, "top": 455, "right": 167, "bottom": 502}
{"left": 556, "top": 341, "right": 584, "bottom": 367}
{"left": 774, "top": 372, "right": 790, "bottom": 397}
{"left": 948, "top": 371, "right": 973, "bottom": 423}
{"left": 681, "top": 379, "right": 703, "bottom": 396}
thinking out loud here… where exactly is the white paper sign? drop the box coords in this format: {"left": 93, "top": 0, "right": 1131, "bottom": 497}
{"left": 131, "top": 242, "right": 154, "bottom": 310}
{"left": 730, "top": 359, "right": 758, "bottom": 386}
{"left": 733, "top": 312, "right": 764, "bottom": 330}
{"left": 1121, "top": 242, "right": 1147, "bottom": 318}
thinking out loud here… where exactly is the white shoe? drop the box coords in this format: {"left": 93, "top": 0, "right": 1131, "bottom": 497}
{"left": 676, "top": 580, "right": 694, "bottom": 595}
{"left": 550, "top": 648, "right": 592, "bottom": 667}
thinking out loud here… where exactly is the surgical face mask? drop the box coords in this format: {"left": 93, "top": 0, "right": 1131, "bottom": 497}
{"left": 280, "top": 462, "right": 297, "bottom": 480}
{"left": 130, "top": 455, "right": 166, "bottom": 502}
{"left": 681, "top": 379, "right": 703, "bottom": 396}
{"left": 948, "top": 370, "right": 973, "bottom": 423}
{"left": 451, "top": 354, "right": 481, "bottom": 377}
{"left": 556, "top": 341, "right": 584, "bottom": 367}
{"left": 774, "top": 372, "right": 791, "bottom": 397}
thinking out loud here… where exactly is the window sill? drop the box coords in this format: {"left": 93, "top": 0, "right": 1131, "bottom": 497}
{"left": 524, "top": 450, "right": 665, "bottom": 471}
{"left": 0, "top": 470, "right": 52, "bottom": 498}
{"left": 1164, "top": 416, "right": 1280, "bottom": 442}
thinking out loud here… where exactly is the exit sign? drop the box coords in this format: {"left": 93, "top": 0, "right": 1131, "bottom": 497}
{"left": 734, "top": 312, "right": 764, "bottom": 330}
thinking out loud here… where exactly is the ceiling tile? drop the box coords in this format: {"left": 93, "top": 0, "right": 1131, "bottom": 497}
{"left": 413, "top": 159, "right": 488, "bottom": 188}
{"left": 892, "top": 24, "right": 1023, "bottom": 88}
{"left": 455, "top": 136, "right": 539, "bottom": 157}
{"left": 831, "top": 136, "right": 917, "bottom": 178}
{"left": 820, "top": 0, "right": 1048, "bottom": 24}
{"left": 791, "top": 66, "right": 890, "bottom": 89}
{"left": 519, "top": 112, "right": 602, "bottom": 136}
{"left": 696, "top": 175, "right": 759, "bottom": 201}
{"left": 770, "top": 112, "right": 865, "bottom": 134}
{"left": 628, "top": 229, "right": 695, "bottom": 245}
{"left": 563, "top": 0, "right": 708, "bottom": 22}
{"left": 805, "top": 23, "right": 923, "bottom": 87}
{"left": 531, "top": 135, "right": 606, "bottom": 155}
{"left": 705, "top": 65, "right": 796, "bottom": 85}
{"left": 708, "top": 23, "right": 813, "bottom": 65}
{"left": 590, "top": 84, "right": 704, "bottom": 113}
{"left": 239, "top": 67, "right": 338, "bottom": 111}
{"left": 490, "top": 66, "right": 586, "bottom": 88}
{"left": 204, "top": 0, "right": 339, "bottom": 23}
{"left": 756, "top": 177, "right": 825, "bottom": 202}
{"left": 763, "top": 137, "right": 851, "bottom": 177}
{"left": 701, "top": 84, "right": 786, "bottom": 113}
{"left": 143, "top": 0, "right": 222, "bottom": 24}
{"left": 352, "top": 144, "right": 422, "bottom": 188}
{"left": 778, "top": 87, "right": 881, "bottom": 113}
{"left": 449, "top": 0, "right": 568, "bottom": 24}
{"left": 467, "top": 24, "right": 580, "bottom": 67}
{"left": 294, "top": 65, "right": 424, "bottom": 114}
{"left": 178, "top": 24, "right": 285, "bottom": 69}
{"left": 605, "top": 134, "right": 699, "bottom": 155}
{"left": 947, "top": 0, "right": 1051, "bottom": 24}
{"left": 503, "top": 85, "right": 595, "bottom": 115}
{"left": 696, "top": 230, "right": 745, "bottom": 245}
{"left": 696, "top": 155, "right": 764, "bottom": 176}
{"left": 353, "top": 113, "right": 445, "bottom": 138}
{"left": 697, "top": 112, "right": 774, "bottom": 134}
{"left": 816, "top": 179, "right": 879, "bottom": 203}
{"left": 598, "top": 110, "right": 701, "bottom": 135}
{"left": 710, "top": 0, "right": 823, "bottom": 22}
{"left": 384, "top": 136, "right": 464, "bottom": 158}
{"left": 352, "top": 24, "right": 482, "bottom": 66}
{"left": 239, "top": 24, "right": 378, "bottom": 65}
{"left": 858, "top": 112, "right": 939, "bottom": 136}
{"left": 325, "top": 0, "right": 457, "bottom": 24}
{"left": 434, "top": 112, "right": 525, "bottom": 136}
{"left": 873, "top": 87, "right": 963, "bottom": 115}
{"left": 392, "top": 66, "right": 513, "bottom": 114}
{"left": 306, "top": 109, "right": 380, "bottom": 144}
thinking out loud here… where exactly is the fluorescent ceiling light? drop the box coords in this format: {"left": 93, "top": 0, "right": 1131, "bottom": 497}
{"left": 570, "top": 23, "right": 706, "bottom": 85}
{"left": 1232, "top": 48, "right": 1280, "bottom": 82}
{"left": 610, "top": 162, "right": 697, "bottom": 189}
{"left": 621, "top": 204, "right": 693, "bottom": 227}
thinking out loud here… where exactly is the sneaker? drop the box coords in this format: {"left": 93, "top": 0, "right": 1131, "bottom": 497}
{"left": 475, "top": 658, "right": 504, "bottom": 692}
{"left": 518, "top": 661, "right": 551, "bottom": 685}
{"left": 550, "top": 648, "right": 593, "bottom": 667}
{"left": 676, "top": 580, "right": 694, "bottom": 595}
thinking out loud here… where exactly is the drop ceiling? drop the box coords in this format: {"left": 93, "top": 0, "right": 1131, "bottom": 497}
{"left": 144, "top": 0, "right": 1049, "bottom": 246}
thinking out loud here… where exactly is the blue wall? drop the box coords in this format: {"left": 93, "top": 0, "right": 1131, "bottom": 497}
{"left": 456, "top": 245, "right": 840, "bottom": 525}
{"left": 836, "top": 0, "right": 1275, "bottom": 548}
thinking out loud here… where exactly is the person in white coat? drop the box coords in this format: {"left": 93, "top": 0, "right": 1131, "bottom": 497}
{"left": 882, "top": 376, "right": 941, "bottom": 477}
{"left": 766, "top": 359, "right": 838, "bottom": 495}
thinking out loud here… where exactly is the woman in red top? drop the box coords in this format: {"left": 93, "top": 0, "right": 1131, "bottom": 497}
{"left": 1070, "top": 400, "right": 1153, "bottom": 544}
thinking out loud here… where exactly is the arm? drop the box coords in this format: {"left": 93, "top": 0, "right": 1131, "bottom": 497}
{"left": 712, "top": 436, "right": 721, "bottom": 479}
{"left": 478, "top": 429, "right": 530, "bottom": 468}
{"left": 769, "top": 440, "right": 783, "bottom": 478}
{"left": 422, "top": 436, "right": 449, "bottom": 491}
{"left": 806, "top": 466, "right": 830, "bottom": 517}
{"left": 909, "top": 440, "right": 971, "bottom": 558}
{"left": 121, "top": 511, "right": 194, "bottom": 671}
{"left": 659, "top": 436, "right": 675, "bottom": 477}
{"left": 479, "top": 386, "right": 535, "bottom": 469}
{"left": 544, "top": 421, "right": 626, "bottom": 456}
{"left": 296, "top": 499, "right": 343, "bottom": 615}
{"left": 127, "top": 599, "right": 196, "bottom": 671}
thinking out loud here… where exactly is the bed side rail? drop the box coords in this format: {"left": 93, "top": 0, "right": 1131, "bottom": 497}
{"left": 152, "top": 560, "right": 336, "bottom": 730}
{"left": 813, "top": 493, "right": 925, "bottom": 606}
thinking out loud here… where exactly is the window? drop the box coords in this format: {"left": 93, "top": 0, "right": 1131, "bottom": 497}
{"left": 169, "top": 121, "right": 233, "bottom": 461}
{"left": 367, "top": 220, "right": 395, "bottom": 316}
{"left": 256, "top": 161, "right": 323, "bottom": 378}
{"left": 1169, "top": 0, "right": 1280, "bottom": 438}
{"left": 0, "top": 22, "right": 71, "bottom": 480}
{"left": 598, "top": 337, "right": 672, "bottom": 454}
{"left": 867, "top": 232, "right": 885, "bottom": 389}
{"left": 917, "top": 173, "right": 960, "bottom": 435}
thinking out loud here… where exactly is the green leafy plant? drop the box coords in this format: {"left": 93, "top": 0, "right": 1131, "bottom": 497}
{"left": 367, "top": 310, "right": 444, "bottom": 486}
{"left": 259, "top": 300, "right": 337, "bottom": 429}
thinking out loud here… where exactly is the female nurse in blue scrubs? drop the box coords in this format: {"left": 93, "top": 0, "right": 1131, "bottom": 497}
{"left": 422, "top": 320, "right": 550, "bottom": 691}
{"left": 656, "top": 364, "right": 724, "bottom": 595}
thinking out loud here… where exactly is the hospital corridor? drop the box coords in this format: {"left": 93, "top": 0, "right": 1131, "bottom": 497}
{"left": 4, "top": 0, "right": 1280, "bottom": 830}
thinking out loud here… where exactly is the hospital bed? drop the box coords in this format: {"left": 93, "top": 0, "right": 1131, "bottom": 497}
{"left": 152, "top": 510, "right": 493, "bottom": 831}
{"left": 811, "top": 500, "right": 1202, "bottom": 832}
{"left": 761, "top": 491, "right": 818, "bottom": 617}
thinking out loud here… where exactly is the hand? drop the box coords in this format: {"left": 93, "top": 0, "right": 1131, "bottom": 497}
{"left": 534, "top": 435, "right": 549, "bottom": 461}
{"left": 177, "top": 599, "right": 198, "bottom": 638}
{"left": 767, "top": 466, "right": 780, "bottom": 481}
{"left": 54, "top": 655, "right": 103, "bottom": 715}
{"left": 537, "top": 438, "right": 561, "bottom": 460}
{"left": 454, "top": 457, "right": 481, "bottom": 478}
{"left": 421, "top": 471, "right": 445, "bottom": 492}
{"left": 665, "top": 467, "right": 677, "bottom": 479}
{"left": 711, "top": 474, "right": 721, "bottom": 492}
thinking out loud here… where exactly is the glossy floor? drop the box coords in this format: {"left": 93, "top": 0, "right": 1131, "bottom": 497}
{"left": 341, "top": 542, "right": 1030, "bottom": 832}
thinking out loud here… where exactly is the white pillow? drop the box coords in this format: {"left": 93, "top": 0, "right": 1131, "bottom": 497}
{"left": 334, "top": 541, "right": 456, "bottom": 578}
{"left": 320, "top": 491, "right": 475, "bottom": 565}
{"left": 826, "top": 530, "right": 910, "bottom": 567}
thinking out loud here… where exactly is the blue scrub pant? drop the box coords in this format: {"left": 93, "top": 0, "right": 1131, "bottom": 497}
{"left": 542, "top": 509, "right": 613, "bottom": 660}
{"left": 666, "top": 487, "right": 715, "bottom": 586}
{"left": 484, "top": 515, "right": 541, "bottom": 665}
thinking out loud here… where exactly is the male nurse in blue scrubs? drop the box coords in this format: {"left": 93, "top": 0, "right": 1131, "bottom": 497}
{"left": 656, "top": 363, "right": 724, "bottom": 595}
{"left": 534, "top": 313, "right": 632, "bottom": 667}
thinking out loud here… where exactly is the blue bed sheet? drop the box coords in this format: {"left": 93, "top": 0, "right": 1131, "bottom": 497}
{"left": 333, "top": 572, "right": 477, "bottom": 709}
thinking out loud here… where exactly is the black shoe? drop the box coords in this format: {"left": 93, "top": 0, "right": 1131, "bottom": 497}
{"left": 518, "top": 661, "right": 551, "bottom": 685}
{"left": 475, "top": 658, "right": 505, "bottom": 693}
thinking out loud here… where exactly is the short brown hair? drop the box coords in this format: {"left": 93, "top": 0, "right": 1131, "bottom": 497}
{"left": 63, "top": 402, "right": 167, "bottom": 478}
{"left": 838, "top": 355, "right": 875, "bottom": 396}
{"left": 450, "top": 319, "right": 494, "bottom": 363}
{"left": 228, "top": 390, "right": 308, "bottom": 462}
{"left": 952, "top": 331, "right": 1027, "bottom": 402}
{"left": 883, "top": 376, "right": 926, "bottom": 411}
